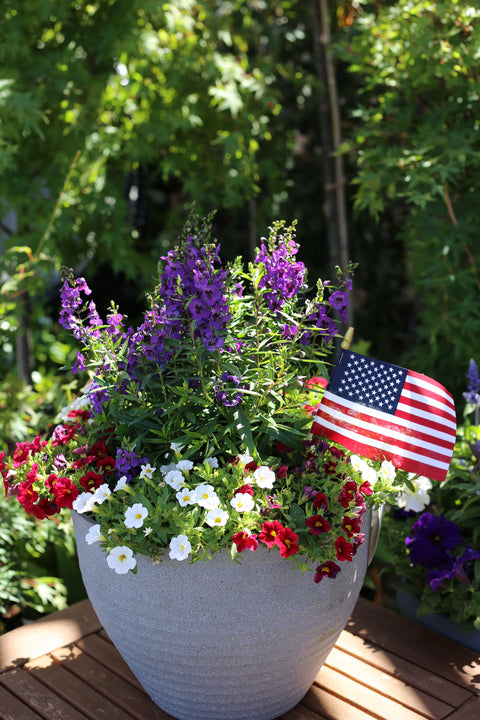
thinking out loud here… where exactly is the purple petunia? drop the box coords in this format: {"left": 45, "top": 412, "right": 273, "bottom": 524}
{"left": 405, "top": 512, "right": 462, "bottom": 569}
{"left": 427, "top": 546, "right": 480, "bottom": 591}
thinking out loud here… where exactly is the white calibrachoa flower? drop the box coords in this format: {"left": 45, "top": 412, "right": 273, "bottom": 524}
{"left": 397, "top": 474, "right": 433, "bottom": 513}
{"left": 230, "top": 492, "right": 255, "bottom": 512}
{"left": 93, "top": 483, "right": 112, "bottom": 504}
{"left": 350, "top": 454, "right": 377, "bottom": 484}
{"left": 114, "top": 476, "right": 128, "bottom": 491}
{"left": 73, "top": 492, "right": 95, "bottom": 514}
{"left": 176, "top": 488, "right": 197, "bottom": 506}
{"left": 170, "top": 442, "right": 185, "bottom": 452}
{"left": 107, "top": 546, "right": 137, "bottom": 574}
{"left": 165, "top": 469, "right": 187, "bottom": 490}
{"left": 237, "top": 452, "right": 254, "bottom": 467}
{"left": 195, "top": 483, "right": 220, "bottom": 509}
{"left": 205, "top": 508, "right": 229, "bottom": 527}
{"left": 124, "top": 503, "right": 149, "bottom": 529}
{"left": 253, "top": 465, "right": 276, "bottom": 489}
{"left": 169, "top": 534, "right": 192, "bottom": 561}
{"left": 85, "top": 524, "right": 102, "bottom": 545}
{"left": 139, "top": 463, "right": 156, "bottom": 480}
{"left": 176, "top": 459, "right": 194, "bottom": 472}
{"left": 204, "top": 456, "right": 219, "bottom": 469}
{"left": 377, "top": 460, "right": 397, "bottom": 485}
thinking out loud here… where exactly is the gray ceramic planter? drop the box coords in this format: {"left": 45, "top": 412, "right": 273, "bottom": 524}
{"left": 73, "top": 510, "right": 372, "bottom": 720}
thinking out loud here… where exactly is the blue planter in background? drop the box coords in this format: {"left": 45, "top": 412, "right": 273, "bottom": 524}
{"left": 396, "top": 589, "right": 480, "bottom": 654}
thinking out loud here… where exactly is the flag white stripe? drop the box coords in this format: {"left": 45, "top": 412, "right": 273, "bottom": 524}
{"left": 316, "top": 414, "right": 450, "bottom": 471}
{"left": 319, "top": 400, "right": 453, "bottom": 459}
{"left": 323, "top": 390, "right": 456, "bottom": 443}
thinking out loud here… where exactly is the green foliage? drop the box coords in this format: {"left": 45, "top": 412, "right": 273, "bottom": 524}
{"left": 336, "top": 1, "right": 480, "bottom": 402}
{"left": 0, "top": 0, "right": 297, "bottom": 280}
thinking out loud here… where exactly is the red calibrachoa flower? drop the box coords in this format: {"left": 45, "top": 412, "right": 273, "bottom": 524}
{"left": 276, "top": 527, "right": 299, "bottom": 558}
{"left": 334, "top": 536, "right": 354, "bottom": 562}
{"left": 232, "top": 531, "right": 258, "bottom": 552}
{"left": 96, "top": 456, "right": 116, "bottom": 473}
{"left": 342, "top": 515, "right": 361, "bottom": 537}
{"left": 36, "top": 497, "right": 58, "bottom": 517}
{"left": 234, "top": 484, "right": 254, "bottom": 497}
{"left": 80, "top": 470, "right": 104, "bottom": 492}
{"left": 68, "top": 409, "right": 91, "bottom": 422}
{"left": 258, "top": 520, "right": 284, "bottom": 548}
{"left": 17, "top": 483, "right": 39, "bottom": 512}
{"left": 51, "top": 477, "right": 79, "bottom": 509}
{"left": 305, "top": 514, "right": 331, "bottom": 535}
{"left": 359, "top": 480, "right": 373, "bottom": 496}
{"left": 313, "top": 492, "right": 328, "bottom": 511}
{"left": 13, "top": 442, "right": 32, "bottom": 467}
{"left": 338, "top": 480, "right": 358, "bottom": 508}
{"left": 90, "top": 440, "right": 108, "bottom": 457}
{"left": 314, "top": 561, "right": 341, "bottom": 583}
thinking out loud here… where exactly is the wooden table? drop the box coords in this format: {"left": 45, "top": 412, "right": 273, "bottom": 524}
{"left": 0, "top": 596, "right": 479, "bottom": 720}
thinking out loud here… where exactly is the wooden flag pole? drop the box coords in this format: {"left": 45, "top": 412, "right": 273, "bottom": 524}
{"left": 341, "top": 326, "right": 354, "bottom": 350}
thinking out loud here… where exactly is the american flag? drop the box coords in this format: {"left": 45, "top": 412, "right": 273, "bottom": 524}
{"left": 311, "top": 350, "right": 456, "bottom": 482}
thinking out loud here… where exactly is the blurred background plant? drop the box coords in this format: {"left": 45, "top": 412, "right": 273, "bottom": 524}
{"left": 0, "top": 496, "right": 85, "bottom": 633}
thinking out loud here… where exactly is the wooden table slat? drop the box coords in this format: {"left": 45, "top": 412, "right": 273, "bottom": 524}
{"left": 0, "top": 684, "right": 46, "bottom": 720}
{"left": 323, "top": 646, "right": 454, "bottom": 718}
{"left": 348, "top": 598, "right": 480, "bottom": 692}
{"left": 335, "top": 628, "right": 473, "bottom": 706}
{"left": 0, "top": 666, "right": 88, "bottom": 720}
{"left": 52, "top": 643, "right": 170, "bottom": 720}
{"left": 314, "top": 665, "right": 442, "bottom": 720}
{"left": 26, "top": 653, "right": 134, "bottom": 720}
{"left": 76, "top": 634, "right": 144, "bottom": 691}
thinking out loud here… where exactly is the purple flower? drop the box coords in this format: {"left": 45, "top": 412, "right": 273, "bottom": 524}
{"left": 464, "top": 359, "right": 480, "bottom": 403}
{"left": 254, "top": 236, "right": 305, "bottom": 313}
{"left": 328, "top": 290, "right": 349, "bottom": 322}
{"left": 464, "top": 358, "right": 480, "bottom": 426}
{"left": 72, "top": 351, "right": 86, "bottom": 375}
{"left": 214, "top": 371, "right": 244, "bottom": 407}
{"left": 405, "top": 512, "right": 462, "bottom": 569}
{"left": 427, "top": 547, "right": 480, "bottom": 591}
{"left": 115, "top": 448, "right": 149, "bottom": 482}
{"left": 427, "top": 566, "right": 454, "bottom": 591}
{"left": 308, "top": 303, "right": 337, "bottom": 344}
